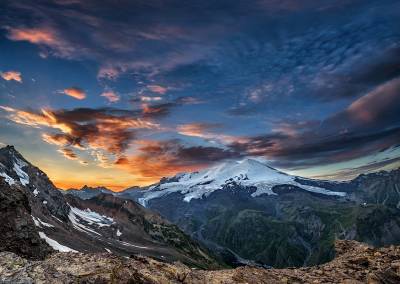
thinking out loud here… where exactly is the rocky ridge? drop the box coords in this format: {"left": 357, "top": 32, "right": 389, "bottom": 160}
{"left": 0, "top": 240, "right": 399, "bottom": 283}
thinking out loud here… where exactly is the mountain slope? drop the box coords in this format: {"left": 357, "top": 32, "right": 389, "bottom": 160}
{"left": 122, "top": 159, "right": 400, "bottom": 268}
{"left": 0, "top": 145, "right": 219, "bottom": 268}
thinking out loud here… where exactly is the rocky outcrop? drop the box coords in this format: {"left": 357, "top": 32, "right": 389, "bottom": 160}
{"left": 0, "top": 178, "right": 53, "bottom": 260}
{"left": 0, "top": 239, "right": 399, "bottom": 283}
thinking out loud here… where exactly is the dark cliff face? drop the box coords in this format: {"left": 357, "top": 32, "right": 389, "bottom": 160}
{"left": 0, "top": 179, "right": 53, "bottom": 259}
{"left": 0, "top": 145, "right": 70, "bottom": 222}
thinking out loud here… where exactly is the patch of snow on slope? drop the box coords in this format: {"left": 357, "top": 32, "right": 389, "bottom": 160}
{"left": 31, "top": 215, "right": 54, "bottom": 228}
{"left": 118, "top": 240, "right": 148, "bottom": 249}
{"left": 13, "top": 157, "right": 29, "bottom": 186}
{"left": 68, "top": 205, "right": 114, "bottom": 236}
{"left": 116, "top": 229, "right": 122, "bottom": 236}
{"left": 33, "top": 188, "right": 39, "bottom": 196}
{"left": 68, "top": 209, "right": 101, "bottom": 236}
{"left": 38, "top": 232, "right": 77, "bottom": 252}
{"left": 70, "top": 206, "right": 114, "bottom": 226}
{"left": 0, "top": 172, "right": 15, "bottom": 185}
{"left": 138, "top": 159, "right": 346, "bottom": 206}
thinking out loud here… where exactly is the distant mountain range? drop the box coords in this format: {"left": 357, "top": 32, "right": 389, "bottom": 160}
{"left": 0, "top": 145, "right": 219, "bottom": 269}
{"left": 112, "top": 158, "right": 400, "bottom": 267}
{"left": 2, "top": 145, "right": 400, "bottom": 269}
{"left": 62, "top": 185, "right": 115, "bottom": 199}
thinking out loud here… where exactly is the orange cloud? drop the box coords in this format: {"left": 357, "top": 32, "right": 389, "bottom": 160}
{"left": 115, "top": 140, "right": 206, "bottom": 182}
{"left": 6, "top": 27, "right": 75, "bottom": 58}
{"left": 0, "top": 106, "right": 72, "bottom": 133}
{"left": 115, "top": 139, "right": 239, "bottom": 182}
{"left": 177, "top": 123, "right": 219, "bottom": 138}
{"left": 58, "top": 148, "right": 78, "bottom": 160}
{"left": 1, "top": 106, "right": 160, "bottom": 168}
{"left": 1, "top": 71, "right": 22, "bottom": 83}
{"left": 62, "top": 87, "right": 86, "bottom": 100}
{"left": 7, "top": 27, "right": 56, "bottom": 44}
{"left": 147, "top": 85, "right": 168, "bottom": 94}
{"left": 101, "top": 91, "right": 120, "bottom": 103}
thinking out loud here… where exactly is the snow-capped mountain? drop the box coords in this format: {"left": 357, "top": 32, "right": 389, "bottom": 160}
{"left": 121, "top": 158, "right": 400, "bottom": 268}
{"left": 0, "top": 146, "right": 218, "bottom": 268}
{"left": 136, "top": 158, "right": 346, "bottom": 206}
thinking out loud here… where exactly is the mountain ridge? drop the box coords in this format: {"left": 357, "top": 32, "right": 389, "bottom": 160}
{"left": 0, "top": 145, "right": 220, "bottom": 269}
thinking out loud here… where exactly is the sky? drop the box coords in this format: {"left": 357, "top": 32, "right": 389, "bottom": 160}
{"left": 0, "top": 0, "right": 399, "bottom": 190}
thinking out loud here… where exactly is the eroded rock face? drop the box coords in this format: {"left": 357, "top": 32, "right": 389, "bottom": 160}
{"left": 0, "top": 179, "right": 53, "bottom": 260}
{"left": 1, "top": 239, "right": 399, "bottom": 283}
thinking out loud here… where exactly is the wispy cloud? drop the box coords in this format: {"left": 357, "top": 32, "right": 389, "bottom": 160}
{"left": 6, "top": 26, "right": 76, "bottom": 58}
{"left": 140, "top": 96, "right": 163, "bottom": 102}
{"left": 101, "top": 90, "right": 120, "bottom": 103}
{"left": 147, "top": 85, "right": 168, "bottom": 95}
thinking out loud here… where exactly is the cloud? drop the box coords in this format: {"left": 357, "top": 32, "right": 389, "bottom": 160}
{"left": 0, "top": 71, "right": 22, "bottom": 83}
{"left": 175, "top": 123, "right": 237, "bottom": 144}
{"left": 310, "top": 156, "right": 400, "bottom": 181}
{"left": 228, "top": 78, "right": 400, "bottom": 168}
{"left": 147, "top": 85, "right": 168, "bottom": 95}
{"left": 1, "top": 106, "right": 160, "bottom": 166}
{"left": 62, "top": 87, "right": 86, "bottom": 100}
{"left": 58, "top": 147, "right": 78, "bottom": 160}
{"left": 101, "top": 91, "right": 120, "bottom": 103}
{"left": 177, "top": 123, "right": 220, "bottom": 138}
{"left": 140, "top": 96, "right": 163, "bottom": 102}
{"left": 115, "top": 139, "right": 239, "bottom": 182}
{"left": 345, "top": 77, "right": 400, "bottom": 124}
{"left": 5, "top": 26, "right": 76, "bottom": 58}
{"left": 57, "top": 147, "right": 88, "bottom": 165}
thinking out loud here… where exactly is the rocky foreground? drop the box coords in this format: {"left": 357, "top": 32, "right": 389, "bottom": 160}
{"left": 1, "top": 240, "right": 399, "bottom": 284}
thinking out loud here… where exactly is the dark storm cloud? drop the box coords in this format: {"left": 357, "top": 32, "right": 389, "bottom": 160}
{"left": 228, "top": 77, "right": 400, "bottom": 168}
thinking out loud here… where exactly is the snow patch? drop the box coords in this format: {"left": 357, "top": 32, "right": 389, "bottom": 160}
{"left": 0, "top": 172, "right": 15, "bottom": 186}
{"left": 116, "top": 229, "right": 122, "bottom": 237}
{"left": 118, "top": 241, "right": 148, "bottom": 249}
{"left": 13, "top": 157, "right": 29, "bottom": 186}
{"left": 31, "top": 215, "right": 54, "bottom": 228}
{"left": 33, "top": 188, "right": 39, "bottom": 196}
{"left": 105, "top": 248, "right": 112, "bottom": 253}
{"left": 68, "top": 205, "right": 114, "bottom": 236}
{"left": 38, "top": 232, "right": 77, "bottom": 252}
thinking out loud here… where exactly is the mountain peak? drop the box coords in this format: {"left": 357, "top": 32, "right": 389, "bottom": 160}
{"left": 138, "top": 158, "right": 346, "bottom": 206}
{"left": 0, "top": 145, "right": 30, "bottom": 186}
